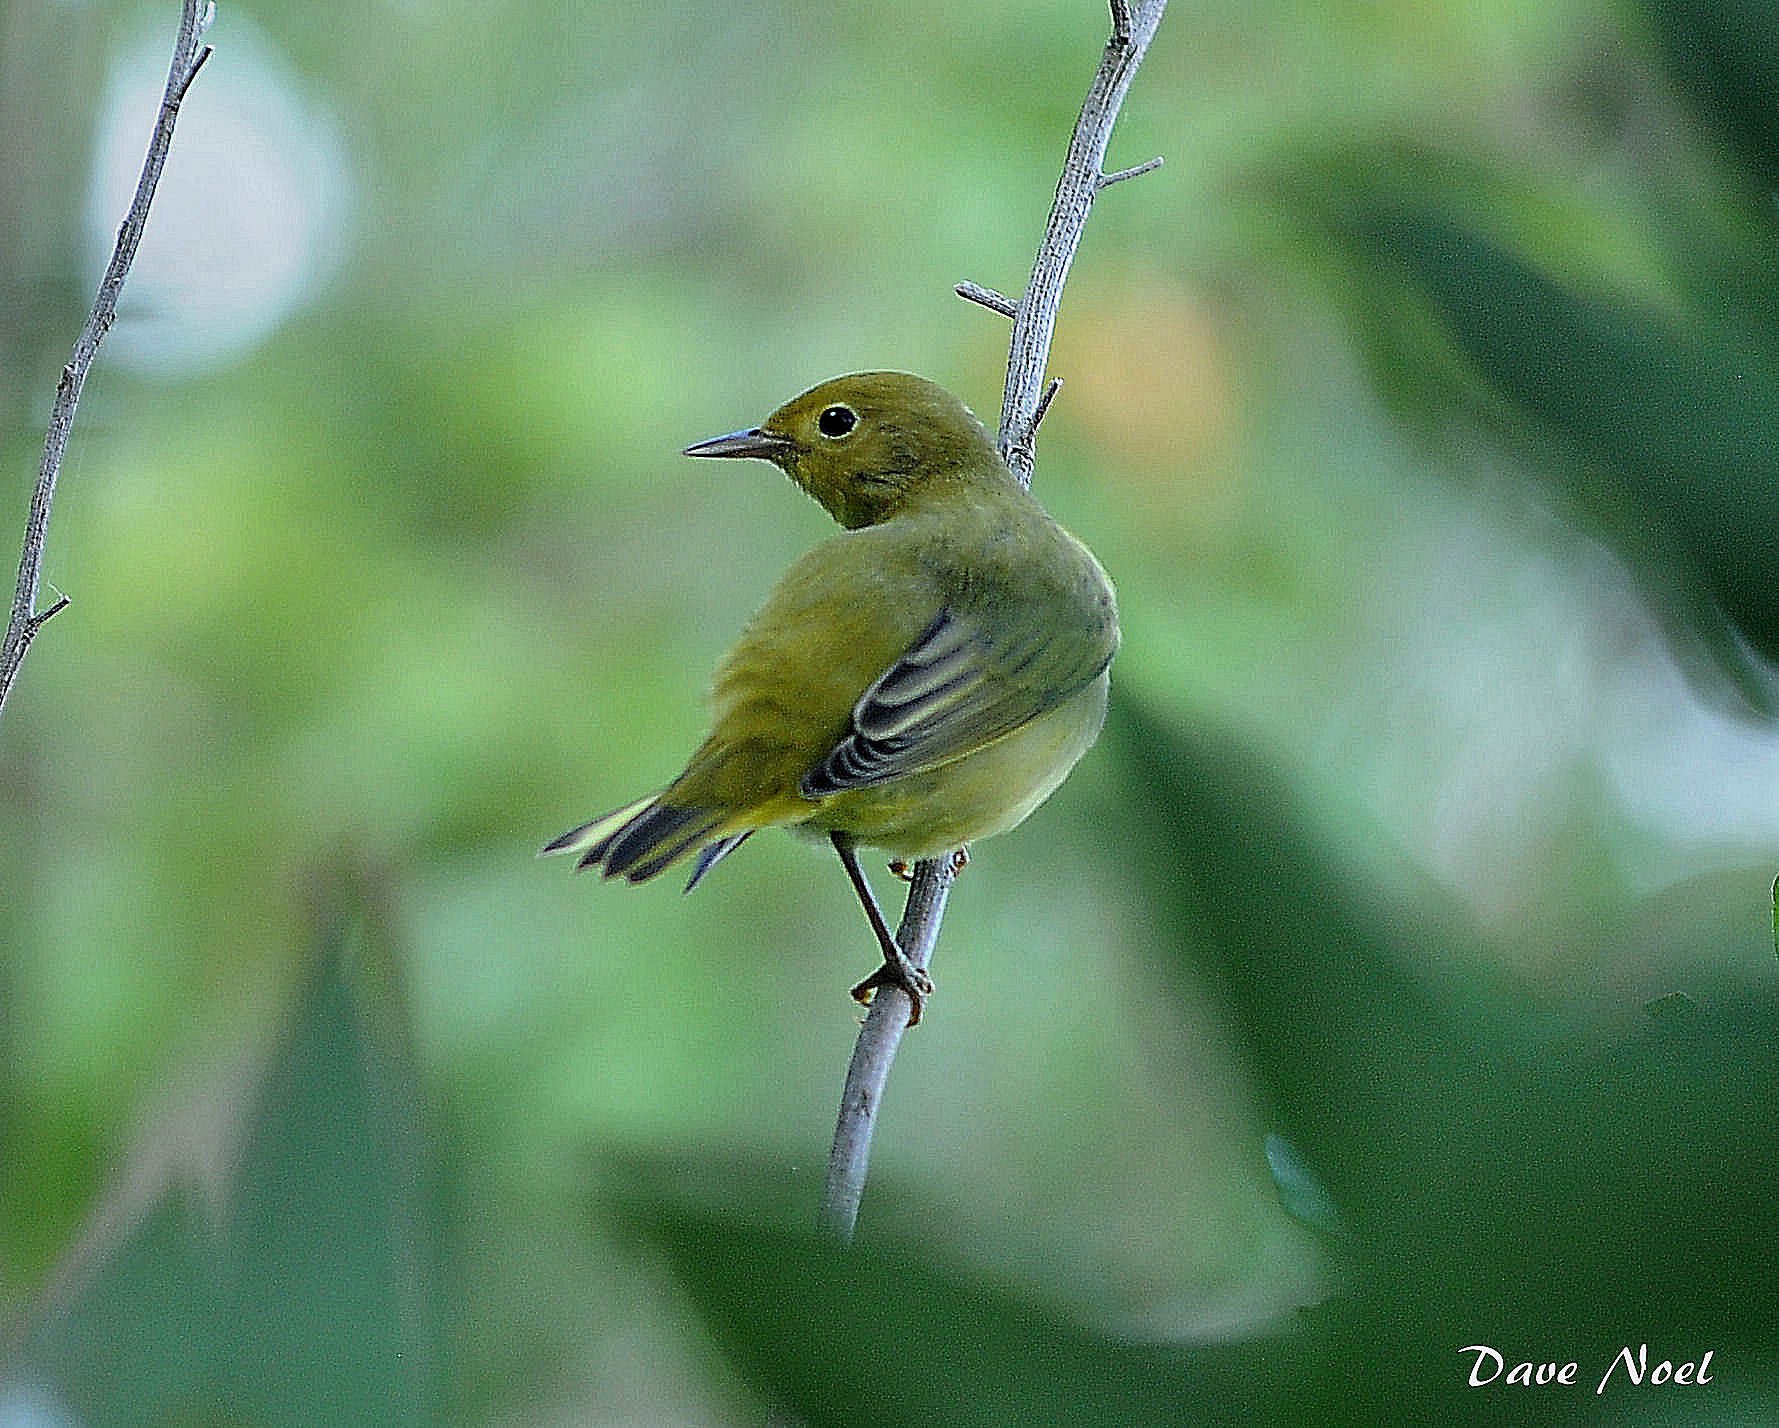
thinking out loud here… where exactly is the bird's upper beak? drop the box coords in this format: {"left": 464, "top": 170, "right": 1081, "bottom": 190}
{"left": 681, "top": 427, "right": 794, "bottom": 461}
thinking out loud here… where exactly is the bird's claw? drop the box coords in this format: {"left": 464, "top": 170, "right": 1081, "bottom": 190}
{"left": 887, "top": 848, "right": 968, "bottom": 881}
{"left": 850, "top": 950, "right": 934, "bottom": 1026}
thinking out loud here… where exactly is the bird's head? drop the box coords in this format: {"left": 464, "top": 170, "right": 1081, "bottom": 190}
{"left": 683, "top": 371, "right": 1004, "bottom": 528}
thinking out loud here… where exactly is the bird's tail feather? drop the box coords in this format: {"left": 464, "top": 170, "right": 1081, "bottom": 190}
{"left": 682, "top": 830, "right": 754, "bottom": 892}
{"left": 540, "top": 796, "right": 656, "bottom": 860}
{"left": 541, "top": 795, "right": 728, "bottom": 883}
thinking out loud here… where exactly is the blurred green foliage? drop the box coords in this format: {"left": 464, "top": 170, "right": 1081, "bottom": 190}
{"left": 12, "top": 881, "right": 438, "bottom": 1424}
{"left": 3, "top": 0, "right": 1778, "bottom": 1422}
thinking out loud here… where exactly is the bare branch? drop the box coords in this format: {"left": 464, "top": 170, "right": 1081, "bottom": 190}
{"left": 955, "top": 279, "right": 1018, "bottom": 319}
{"left": 819, "top": 0, "right": 1167, "bottom": 1242}
{"left": 998, "top": 0, "right": 1167, "bottom": 485}
{"left": 1099, "top": 154, "right": 1164, "bottom": 190}
{"left": 0, "top": 0, "right": 215, "bottom": 723}
{"left": 818, "top": 854, "right": 960, "bottom": 1238}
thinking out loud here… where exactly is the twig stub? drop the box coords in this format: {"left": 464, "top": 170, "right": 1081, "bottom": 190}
{"left": 1100, "top": 155, "right": 1164, "bottom": 189}
{"left": 25, "top": 595, "right": 71, "bottom": 637}
{"left": 174, "top": 43, "right": 215, "bottom": 105}
{"left": 956, "top": 280, "right": 1019, "bottom": 319}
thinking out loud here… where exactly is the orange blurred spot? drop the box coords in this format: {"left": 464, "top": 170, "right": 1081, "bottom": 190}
{"left": 1053, "top": 275, "right": 1241, "bottom": 539}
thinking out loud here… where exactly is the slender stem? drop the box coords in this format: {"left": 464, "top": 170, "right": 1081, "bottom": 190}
{"left": 0, "top": 0, "right": 215, "bottom": 722}
{"left": 819, "top": 0, "right": 1167, "bottom": 1241}
{"left": 996, "top": 0, "right": 1167, "bottom": 486}
{"left": 818, "top": 856, "right": 958, "bottom": 1239}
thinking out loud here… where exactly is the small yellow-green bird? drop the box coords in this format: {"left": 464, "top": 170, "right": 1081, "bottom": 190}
{"left": 544, "top": 371, "right": 1118, "bottom": 1022}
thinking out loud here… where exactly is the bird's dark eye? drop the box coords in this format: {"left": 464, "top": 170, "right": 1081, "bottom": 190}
{"left": 818, "top": 404, "right": 858, "bottom": 439}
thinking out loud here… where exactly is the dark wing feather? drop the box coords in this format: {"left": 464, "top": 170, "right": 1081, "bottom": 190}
{"left": 799, "top": 607, "right": 1104, "bottom": 798}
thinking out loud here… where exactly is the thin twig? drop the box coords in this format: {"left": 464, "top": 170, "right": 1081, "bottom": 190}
{"left": 819, "top": 0, "right": 1167, "bottom": 1242}
{"left": 817, "top": 856, "right": 959, "bottom": 1238}
{"left": 997, "top": 0, "right": 1166, "bottom": 486}
{"left": 0, "top": 0, "right": 215, "bottom": 722}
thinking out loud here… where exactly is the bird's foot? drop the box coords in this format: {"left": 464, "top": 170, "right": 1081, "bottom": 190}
{"left": 887, "top": 847, "right": 969, "bottom": 881}
{"left": 850, "top": 949, "right": 935, "bottom": 1027}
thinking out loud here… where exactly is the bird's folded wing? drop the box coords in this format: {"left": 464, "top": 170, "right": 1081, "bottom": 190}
{"left": 799, "top": 606, "right": 1108, "bottom": 797}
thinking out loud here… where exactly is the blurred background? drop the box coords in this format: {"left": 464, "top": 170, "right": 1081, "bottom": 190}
{"left": 3, "top": 0, "right": 1778, "bottom": 1422}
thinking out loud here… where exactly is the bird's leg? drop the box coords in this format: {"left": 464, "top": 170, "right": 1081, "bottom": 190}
{"left": 830, "top": 832, "right": 934, "bottom": 1025}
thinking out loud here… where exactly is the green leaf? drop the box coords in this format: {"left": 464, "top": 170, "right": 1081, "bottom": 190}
{"left": 11, "top": 1190, "right": 220, "bottom": 1426}
{"left": 214, "top": 942, "right": 439, "bottom": 1427}
{"left": 1100, "top": 694, "right": 1517, "bottom": 1208}
{"left": 1645, "top": 0, "right": 1779, "bottom": 194}
{"left": 1366, "top": 211, "right": 1779, "bottom": 669}
{"left": 7, "top": 881, "right": 440, "bottom": 1427}
{"left": 1106, "top": 691, "right": 1779, "bottom": 1400}
{"left": 616, "top": 1190, "right": 1301, "bottom": 1428}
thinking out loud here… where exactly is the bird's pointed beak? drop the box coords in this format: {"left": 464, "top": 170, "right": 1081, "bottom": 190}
{"left": 681, "top": 427, "right": 794, "bottom": 461}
